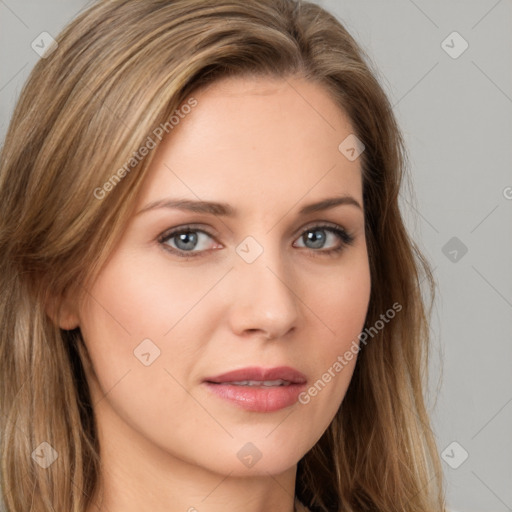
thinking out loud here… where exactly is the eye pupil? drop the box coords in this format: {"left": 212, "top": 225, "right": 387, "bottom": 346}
{"left": 175, "top": 231, "right": 198, "bottom": 250}
{"left": 304, "top": 229, "right": 326, "bottom": 249}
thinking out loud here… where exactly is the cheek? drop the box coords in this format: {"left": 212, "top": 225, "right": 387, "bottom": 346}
{"left": 77, "top": 259, "right": 217, "bottom": 456}
{"left": 309, "top": 253, "right": 371, "bottom": 350}
{"left": 81, "top": 249, "right": 222, "bottom": 341}
{"left": 297, "top": 256, "right": 370, "bottom": 415}
{"left": 77, "top": 249, "right": 223, "bottom": 416}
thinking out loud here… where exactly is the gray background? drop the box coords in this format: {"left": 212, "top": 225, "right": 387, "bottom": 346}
{"left": 1, "top": 1, "right": 511, "bottom": 511}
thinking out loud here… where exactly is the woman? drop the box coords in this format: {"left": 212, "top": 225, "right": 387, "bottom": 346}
{"left": 0, "top": 0, "right": 445, "bottom": 511}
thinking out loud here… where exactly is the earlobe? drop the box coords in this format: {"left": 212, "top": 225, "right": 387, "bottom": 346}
{"left": 58, "top": 310, "right": 80, "bottom": 331}
{"left": 46, "top": 294, "right": 80, "bottom": 330}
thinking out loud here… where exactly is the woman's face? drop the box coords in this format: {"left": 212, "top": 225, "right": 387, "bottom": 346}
{"left": 73, "top": 75, "right": 371, "bottom": 477}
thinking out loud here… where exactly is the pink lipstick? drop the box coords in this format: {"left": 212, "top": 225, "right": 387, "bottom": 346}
{"left": 203, "top": 366, "right": 307, "bottom": 412}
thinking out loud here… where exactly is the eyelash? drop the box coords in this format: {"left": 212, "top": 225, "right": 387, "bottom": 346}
{"left": 158, "top": 223, "right": 355, "bottom": 259}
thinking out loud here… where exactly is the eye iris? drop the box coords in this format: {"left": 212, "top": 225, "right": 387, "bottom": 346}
{"left": 175, "top": 231, "right": 198, "bottom": 251}
{"left": 304, "top": 229, "right": 326, "bottom": 249}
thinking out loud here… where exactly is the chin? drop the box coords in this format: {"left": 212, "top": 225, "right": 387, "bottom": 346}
{"left": 173, "top": 438, "right": 305, "bottom": 477}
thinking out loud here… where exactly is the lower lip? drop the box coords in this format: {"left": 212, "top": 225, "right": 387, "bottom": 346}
{"left": 203, "top": 382, "right": 306, "bottom": 412}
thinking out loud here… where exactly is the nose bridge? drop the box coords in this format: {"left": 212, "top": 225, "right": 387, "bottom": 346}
{"left": 229, "top": 234, "right": 299, "bottom": 339}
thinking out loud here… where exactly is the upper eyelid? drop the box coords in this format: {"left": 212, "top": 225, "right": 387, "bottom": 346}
{"left": 158, "top": 224, "right": 219, "bottom": 242}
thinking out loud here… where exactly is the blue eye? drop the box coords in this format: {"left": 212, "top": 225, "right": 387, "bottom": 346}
{"left": 158, "top": 224, "right": 354, "bottom": 258}
{"left": 294, "top": 225, "right": 355, "bottom": 255}
{"left": 159, "top": 228, "right": 217, "bottom": 254}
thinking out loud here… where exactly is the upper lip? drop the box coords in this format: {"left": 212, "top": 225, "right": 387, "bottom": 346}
{"left": 204, "top": 366, "right": 307, "bottom": 384}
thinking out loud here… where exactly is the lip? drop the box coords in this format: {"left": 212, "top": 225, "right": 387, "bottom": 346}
{"left": 205, "top": 366, "right": 307, "bottom": 384}
{"left": 203, "top": 366, "right": 307, "bottom": 413}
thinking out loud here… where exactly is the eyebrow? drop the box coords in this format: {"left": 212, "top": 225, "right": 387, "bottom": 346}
{"left": 136, "top": 195, "right": 362, "bottom": 217}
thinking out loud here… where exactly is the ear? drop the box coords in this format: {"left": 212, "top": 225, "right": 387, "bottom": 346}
{"left": 46, "top": 290, "right": 80, "bottom": 330}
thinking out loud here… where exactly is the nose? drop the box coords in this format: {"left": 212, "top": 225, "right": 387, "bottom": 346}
{"left": 227, "top": 245, "right": 300, "bottom": 341}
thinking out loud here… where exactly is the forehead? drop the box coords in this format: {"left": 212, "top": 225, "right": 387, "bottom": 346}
{"left": 136, "top": 75, "right": 363, "bottom": 212}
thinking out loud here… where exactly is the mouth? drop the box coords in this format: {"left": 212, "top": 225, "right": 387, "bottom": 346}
{"left": 204, "top": 366, "right": 307, "bottom": 385}
{"left": 203, "top": 366, "right": 307, "bottom": 412}
{"left": 214, "top": 379, "right": 293, "bottom": 387}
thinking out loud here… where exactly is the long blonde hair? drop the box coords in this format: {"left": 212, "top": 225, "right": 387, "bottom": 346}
{"left": 0, "top": 1, "right": 445, "bottom": 510}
